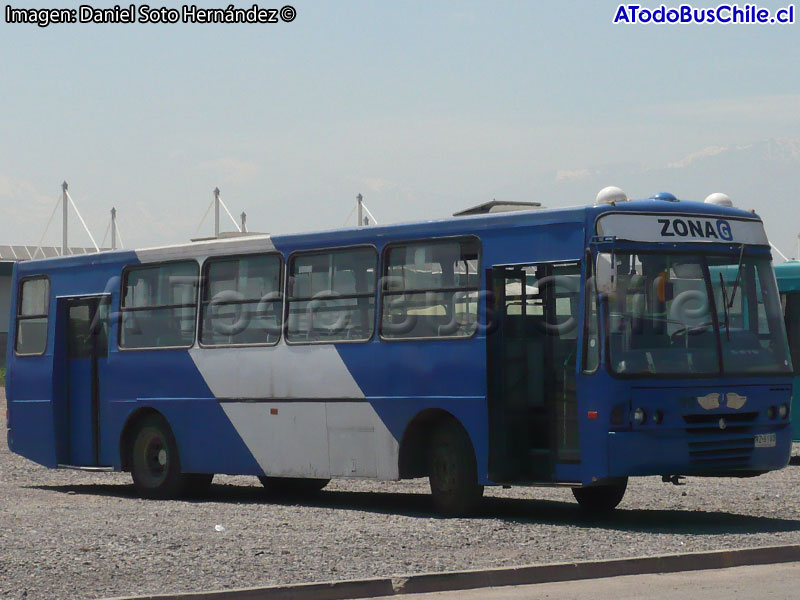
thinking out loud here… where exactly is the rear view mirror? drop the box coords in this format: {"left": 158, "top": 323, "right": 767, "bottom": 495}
{"left": 595, "top": 252, "right": 616, "bottom": 294}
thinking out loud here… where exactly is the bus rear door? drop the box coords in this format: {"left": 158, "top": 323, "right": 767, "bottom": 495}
{"left": 60, "top": 296, "right": 110, "bottom": 467}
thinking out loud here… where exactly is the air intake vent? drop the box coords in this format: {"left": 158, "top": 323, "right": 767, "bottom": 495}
{"left": 453, "top": 200, "right": 542, "bottom": 216}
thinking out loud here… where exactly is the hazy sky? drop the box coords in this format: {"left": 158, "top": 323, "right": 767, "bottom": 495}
{"left": 1, "top": 1, "right": 799, "bottom": 253}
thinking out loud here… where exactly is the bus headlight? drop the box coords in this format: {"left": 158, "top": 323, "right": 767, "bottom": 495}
{"left": 778, "top": 404, "right": 789, "bottom": 419}
{"left": 653, "top": 409, "right": 664, "bottom": 425}
{"left": 633, "top": 407, "right": 646, "bottom": 425}
{"left": 767, "top": 406, "right": 777, "bottom": 419}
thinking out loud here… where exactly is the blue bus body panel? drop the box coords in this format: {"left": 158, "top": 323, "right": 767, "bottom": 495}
{"left": 6, "top": 250, "right": 263, "bottom": 474}
{"left": 281, "top": 214, "right": 588, "bottom": 483}
{"left": 99, "top": 350, "right": 260, "bottom": 474}
{"left": 7, "top": 254, "right": 137, "bottom": 467}
{"left": 6, "top": 198, "right": 792, "bottom": 486}
{"left": 103, "top": 398, "right": 263, "bottom": 474}
{"left": 68, "top": 354, "right": 95, "bottom": 465}
{"left": 610, "top": 381, "right": 792, "bottom": 476}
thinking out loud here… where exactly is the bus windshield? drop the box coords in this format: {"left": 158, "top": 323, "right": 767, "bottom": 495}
{"left": 604, "top": 251, "right": 792, "bottom": 376}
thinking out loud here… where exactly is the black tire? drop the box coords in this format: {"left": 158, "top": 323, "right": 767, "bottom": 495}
{"left": 572, "top": 477, "right": 628, "bottom": 512}
{"left": 129, "top": 414, "right": 192, "bottom": 499}
{"left": 428, "top": 422, "right": 484, "bottom": 516}
{"left": 258, "top": 476, "right": 330, "bottom": 495}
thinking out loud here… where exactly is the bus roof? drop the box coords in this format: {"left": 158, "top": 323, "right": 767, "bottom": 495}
{"left": 16, "top": 196, "right": 762, "bottom": 272}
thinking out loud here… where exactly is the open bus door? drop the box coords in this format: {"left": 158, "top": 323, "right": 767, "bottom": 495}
{"left": 488, "top": 262, "right": 580, "bottom": 482}
{"left": 59, "top": 295, "right": 110, "bottom": 467}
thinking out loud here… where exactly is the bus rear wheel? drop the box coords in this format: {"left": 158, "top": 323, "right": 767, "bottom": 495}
{"left": 428, "top": 423, "right": 484, "bottom": 516}
{"left": 258, "top": 476, "right": 330, "bottom": 495}
{"left": 129, "top": 414, "right": 192, "bottom": 499}
{"left": 572, "top": 478, "right": 628, "bottom": 512}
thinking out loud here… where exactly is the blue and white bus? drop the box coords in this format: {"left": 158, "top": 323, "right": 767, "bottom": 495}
{"left": 774, "top": 260, "right": 800, "bottom": 443}
{"left": 5, "top": 189, "right": 794, "bottom": 514}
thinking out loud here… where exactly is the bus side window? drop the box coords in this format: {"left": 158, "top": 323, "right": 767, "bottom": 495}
{"left": 286, "top": 247, "right": 377, "bottom": 343}
{"left": 15, "top": 276, "right": 50, "bottom": 356}
{"left": 200, "top": 254, "right": 282, "bottom": 346}
{"left": 381, "top": 238, "right": 481, "bottom": 340}
{"left": 119, "top": 262, "right": 199, "bottom": 349}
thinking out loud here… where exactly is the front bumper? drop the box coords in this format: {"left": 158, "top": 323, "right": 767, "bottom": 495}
{"left": 607, "top": 423, "right": 792, "bottom": 477}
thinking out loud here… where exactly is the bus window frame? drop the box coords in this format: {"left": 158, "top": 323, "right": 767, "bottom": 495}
{"left": 197, "top": 251, "right": 285, "bottom": 349}
{"left": 118, "top": 259, "right": 201, "bottom": 352}
{"left": 582, "top": 251, "right": 600, "bottom": 375}
{"left": 284, "top": 244, "right": 379, "bottom": 346}
{"left": 14, "top": 274, "right": 51, "bottom": 357}
{"left": 378, "top": 235, "right": 482, "bottom": 343}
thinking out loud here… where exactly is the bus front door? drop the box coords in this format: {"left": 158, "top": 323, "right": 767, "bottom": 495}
{"left": 488, "top": 263, "right": 580, "bottom": 482}
{"left": 63, "top": 296, "right": 109, "bottom": 466}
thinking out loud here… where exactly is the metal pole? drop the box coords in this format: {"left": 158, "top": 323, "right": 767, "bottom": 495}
{"left": 214, "top": 187, "right": 221, "bottom": 238}
{"left": 241, "top": 211, "right": 247, "bottom": 233}
{"left": 357, "top": 193, "right": 363, "bottom": 228}
{"left": 770, "top": 242, "right": 789, "bottom": 262}
{"left": 61, "top": 181, "right": 68, "bottom": 255}
{"left": 111, "top": 207, "right": 117, "bottom": 250}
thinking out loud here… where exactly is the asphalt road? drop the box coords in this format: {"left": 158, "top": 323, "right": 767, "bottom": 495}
{"left": 362, "top": 562, "right": 800, "bottom": 600}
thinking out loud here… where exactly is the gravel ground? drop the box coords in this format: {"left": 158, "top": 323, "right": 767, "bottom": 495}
{"left": 1, "top": 388, "right": 799, "bottom": 600}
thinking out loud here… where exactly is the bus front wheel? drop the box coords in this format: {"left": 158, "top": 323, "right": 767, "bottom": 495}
{"left": 129, "top": 414, "right": 193, "bottom": 499}
{"left": 428, "top": 423, "right": 484, "bottom": 515}
{"left": 572, "top": 478, "right": 628, "bottom": 512}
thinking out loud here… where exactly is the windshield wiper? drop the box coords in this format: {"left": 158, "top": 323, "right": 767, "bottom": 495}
{"left": 728, "top": 243, "right": 747, "bottom": 311}
{"left": 718, "top": 243, "right": 746, "bottom": 342}
{"left": 719, "top": 273, "right": 731, "bottom": 341}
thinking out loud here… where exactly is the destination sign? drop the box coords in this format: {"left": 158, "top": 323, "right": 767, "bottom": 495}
{"left": 595, "top": 213, "right": 769, "bottom": 246}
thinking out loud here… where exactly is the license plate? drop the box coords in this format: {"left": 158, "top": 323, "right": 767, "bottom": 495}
{"left": 754, "top": 433, "right": 776, "bottom": 448}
